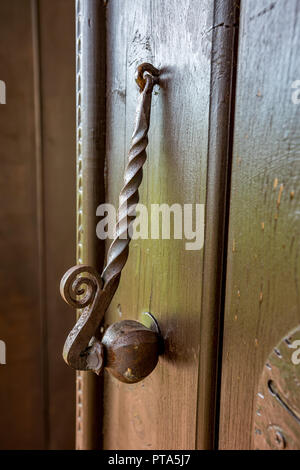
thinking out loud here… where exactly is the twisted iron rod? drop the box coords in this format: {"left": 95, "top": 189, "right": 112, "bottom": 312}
{"left": 102, "top": 64, "right": 159, "bottom": 285}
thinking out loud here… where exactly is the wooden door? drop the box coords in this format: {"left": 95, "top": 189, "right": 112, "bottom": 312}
{"left": 74, "top": 0, "right": 237, "bottom": 450}
{"left": 0, "top": 0, "right": 76, "bottom": 449}
{"left": 74, "top": 0, "right": 299, "bottom": 451}
{"left": 103, "top": 0, "right": 212, "bottom": 450}
{"left": 219, "top": 0, "right": 300, "bottom": 450}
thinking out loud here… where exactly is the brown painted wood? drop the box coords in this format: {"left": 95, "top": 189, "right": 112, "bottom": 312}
{"left": 0, "top": 0, "right": 45, "bottom": 449}
{"left": 38, "top": 0, "right": 76, "bottom": 450}
{"left": 0, "top": 0, "right": 76, "bottom": 449}
{"left": 196, "top": 0, "right": 239, "bottom": 449}
{"left": 74, "top": 0, "right": 106, "bottom": 450}
{"left": 219, "top": 0, "right": 300, "bottom": 450}
{"left": 102, "top": 0, "right": 214, "bottom": 450}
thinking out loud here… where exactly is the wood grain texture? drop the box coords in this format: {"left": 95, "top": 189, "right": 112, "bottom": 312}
{"left": 74, "top": 0, "right": 106, "bottom": 450}
{"left": 103, "top": 0, "right": 213, "bottom": 450}
{"left": 196, "top": 0, "right": 239, "bottom": 449}
{"left": 0, "top": 0, "right": 45, "bottom": 449}
{"left": 219, "top": 0, "right": 300, "bottom": 449}
{"left": 38, "top": 0, "right": 76, "bottom": 449}
{"left": 0, "top": 0, "right": 76, "bottom": 449}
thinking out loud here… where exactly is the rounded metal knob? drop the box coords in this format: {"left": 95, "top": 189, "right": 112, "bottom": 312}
{"left": 101, "top": 313, "right": 162, "bottom": 384}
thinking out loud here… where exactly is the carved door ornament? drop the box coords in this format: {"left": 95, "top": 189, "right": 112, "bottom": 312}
{"left": 253, "top": 325, "right": 300, "bottom": 449}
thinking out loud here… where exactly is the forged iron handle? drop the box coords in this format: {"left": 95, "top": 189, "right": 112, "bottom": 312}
{"left": 60, "top": 63, "right": 162, "bottom": 383}
{"left": 102, "top": 63, "right": 159, "bottom": 285}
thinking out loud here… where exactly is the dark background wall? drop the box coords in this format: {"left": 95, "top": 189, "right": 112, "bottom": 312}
{"left": 0, "top": 0, "right": 76, "bottom": 449}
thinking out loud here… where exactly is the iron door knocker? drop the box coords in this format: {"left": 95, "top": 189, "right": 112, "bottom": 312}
{"left": 60, "top": 63, "right": 163, "bottom": 384}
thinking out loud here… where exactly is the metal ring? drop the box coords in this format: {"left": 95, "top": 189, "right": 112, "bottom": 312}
{"left": 135, "top": 62, "right": 159, "bottom": 92}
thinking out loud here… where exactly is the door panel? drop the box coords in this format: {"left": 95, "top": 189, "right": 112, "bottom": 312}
{"left": 0, "top": 0, "right": 45, "bottom": 448}
{"left": 38, "top": 0, "right": 76, "bottom": 449}
{"left": 73, "top": 0, "right": 300, "bottom": 450}
{"left": 102, "top": 0, "right": 213, "bottom": 450}
{"left": 219, "top": 0, "right": 300, "bottom": 450}
{"left": 0, "top": 0, "right": 75, "bottom": 449}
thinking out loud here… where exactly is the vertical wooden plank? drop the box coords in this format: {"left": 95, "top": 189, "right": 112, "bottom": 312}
{"left": 0, "top": 0, "right": 77, "bottom": 449}
{"left": 196, "top": 0, "right": 240, "bottom": 449}
{"left": 101, "top": 0, "right": 128, "bottom": 447}
{"left": 38, "top": 0, "right": 76, "bottom": 450}
{"left": 74, "top": 0, "right": 106, "bottom": 450}
{"left": 0, "top": 0, "right": 45, "bottom": 449}
{"left": 103, "top": 0, "right": 214, "bottom": 449}
{"left": 219, "top": 0, "right": 300, "bottom": 449}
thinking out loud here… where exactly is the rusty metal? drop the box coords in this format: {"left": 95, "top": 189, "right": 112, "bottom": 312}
{"left": 135, "top": 62, "right": 159, "bottom": 92}
{"left": 102, "top": 313, "right": 161, "bottom": 384}
{"left": 61, "top": 63, "right": 161, "bottom": 381}
{"left": 60, "top": 264, "right": 119, "bottom": 374}
{"left": 253, "top": 325, "right": 300, "bottom": 449}
{"left": 101, "top": 63, "right": 159, "bottom": 286}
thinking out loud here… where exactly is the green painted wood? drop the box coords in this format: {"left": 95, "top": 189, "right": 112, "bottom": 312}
{"left": 102, "top": 0, "right": 213, "bottom": 450}
{"left": 219, "top": 0, "right": 300, "bottom": 450}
